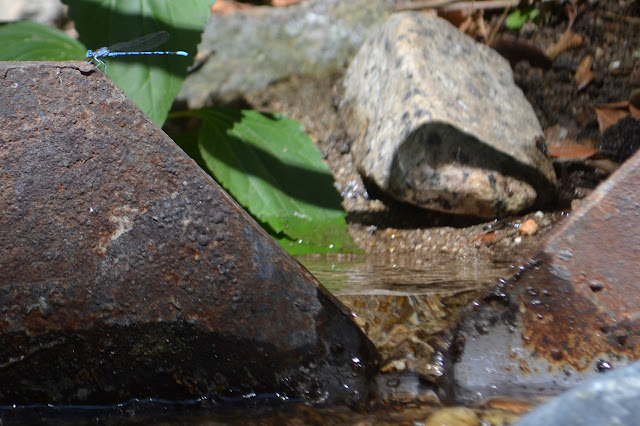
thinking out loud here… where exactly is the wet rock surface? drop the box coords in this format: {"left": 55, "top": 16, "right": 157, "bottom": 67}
{"left": 452, "top": 148, "right": 640, "bottom": 404}
{"left": 0, "top": 62, "right": 379, "bottom": 408}
{"left": 341, "top": 13, "right": 557, "bottom": 218}
{"left": 515, "top": 361, "right": 640, "bottom": 426}
{"left": 341, "top": 294, "right": 464, "bottom": 384}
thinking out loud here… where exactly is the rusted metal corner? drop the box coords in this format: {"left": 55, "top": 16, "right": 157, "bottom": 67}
{"left": 0, "top": 61, "right": 379, "bottom": 408}
{"left": 451, "top": 147, "right": 640, "bottom": 404}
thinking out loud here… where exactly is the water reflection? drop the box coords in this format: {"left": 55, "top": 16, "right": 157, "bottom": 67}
{"left": 298, "top": 253, "right": 510, "bottom": 386}
{"left": 298, "top": 253, "right": 508, "bottom": 296}
{"left": 0, "top": 256, "right": 520, "bottom": 424}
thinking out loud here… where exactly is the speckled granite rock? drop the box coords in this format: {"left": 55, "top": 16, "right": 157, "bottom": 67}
{"left": 341, "top": 13, "right": 557, "bottom": 218}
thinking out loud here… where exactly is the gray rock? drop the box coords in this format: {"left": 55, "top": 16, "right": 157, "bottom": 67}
{"left": 341, "top": 13, "right": 557, "bottom": 218}
{"left": 0, "top": 0, "right": 64, "bottom": 24}
{"left": 515, "top": 362, "right": 640, "bottom": 426}
{"left": 179, "top": 0, "right": 389, "bottom": 108}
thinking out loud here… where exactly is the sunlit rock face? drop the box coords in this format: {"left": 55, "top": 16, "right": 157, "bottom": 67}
{"left": 342, "top": 12, "right": 557, "bottom": 219}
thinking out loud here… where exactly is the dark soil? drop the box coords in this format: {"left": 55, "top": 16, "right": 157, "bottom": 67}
{"left": 245, "top": 0, "right": 639, "bottom": 269}
{"left": 513, "top": 0, "right": 639, "bottom": 132}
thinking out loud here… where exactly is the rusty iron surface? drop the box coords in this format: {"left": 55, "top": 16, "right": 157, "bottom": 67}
{"left": 451, "top": 147, "right": 640, "bottom": 404}
{"left": 0, "top": 61, "right": 379, "bottom": 408}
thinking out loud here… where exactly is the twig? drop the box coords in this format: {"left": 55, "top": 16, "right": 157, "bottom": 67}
{"left": 396, "top": 0, "right": 520, "bottom": 12}
{"left": 605, "top": 11, "right": 640, "bottom": 24}
{"left": 440, "top": 0, "right": 519, "bottom": 12}
{"left": 395, "top": 0, "right": 461, "bottom": 10}
{"left": 487, "top": 3, "right": 511, "bottom": 46}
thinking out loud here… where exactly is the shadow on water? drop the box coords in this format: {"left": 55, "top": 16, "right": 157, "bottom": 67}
{"left": 0, "top": 396, "right": 307, "bottom": 425}
{"left": 0, "top": 256, "right": 513, "bottom": 424}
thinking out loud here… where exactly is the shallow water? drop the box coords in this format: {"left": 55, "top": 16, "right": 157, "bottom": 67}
{"left": 0, "top": 255, "right": 521, "bottom": 425}
{"left": 298, "top": 253, "right": 511, "bottom": 389}
{"left": 298, "top": 253, "right": 509, "bottom": 296}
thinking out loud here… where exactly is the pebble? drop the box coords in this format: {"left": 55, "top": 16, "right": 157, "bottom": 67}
{"left": 425, "top": 407, "right": 480, "bottom": 426}
{"left": 518, "top": 219, "right": 538, "bottom": 236}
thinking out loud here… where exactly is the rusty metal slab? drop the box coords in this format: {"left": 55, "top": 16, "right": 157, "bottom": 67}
{"left": 451, "top": 146, "right": 640, "bottom": 404}
{"left": 0, "top": 62, "right": 379, "bottom": 408}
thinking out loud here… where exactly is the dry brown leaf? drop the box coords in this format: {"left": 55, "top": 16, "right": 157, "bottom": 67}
{"left": 459, "top": 12, "right": 488, "bottom": 39}
{"left": 438, "top": 10, "right": 488, "bottom": 39}
{"left": 212, "top": 0, "right": 251, "bottom": 14}
{"left": 477, "top": 396, "right": 534, "bottom": 415}
{"left": 546, "top": 30, "right": 583, "bottom": 60}
{"left": 586, "top": 158, "right": 619, "bottom": 174}
{"left": 547, "top": 144, "right": 600, "bottom": 159}
{"left": 630, "top": 88, "right": 640, "bottom": 109}
{"left": 458, "top": 14, "right": 474, "bottom": 34}
{"left": 472, "top": 232, "right": 497, "bottom": 246}
{"left": 575, "top": 54, "right": 594, "bottom": 91}
{"left": 475, "top": 11, "right": 489, "bottom": 40}
{"left": 566, "top": 0, "right": 578, "bottom": 30}
{"left": 439, "top": 10, "right": 468, "bottom": 28}
{"left": 544, "top": 123, "right": 584, "bottom": 145}
{"left": 605, "top": 11, "right": 640, "bottom": 24}
{"left": 594, "top": 101, "right": 633, "bottom": 132}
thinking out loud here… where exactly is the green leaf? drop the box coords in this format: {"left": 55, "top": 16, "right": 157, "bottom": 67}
{"left": 178, "top": 107, "right": 360, "bottom": 255}
{"left": 0, "top": 21, "right": 86, "bottom": 61}
{"left": 62, "top": 0, "right": 214, "bottom": 126}
{"left": 505, "top": 8, "right": 539, "bottom": 31}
